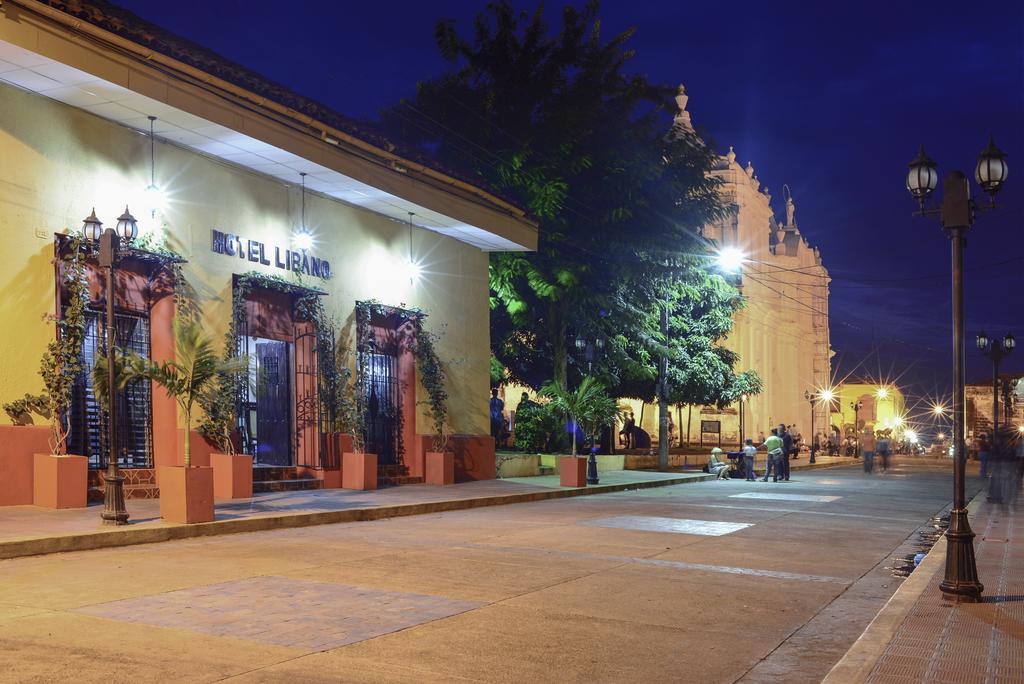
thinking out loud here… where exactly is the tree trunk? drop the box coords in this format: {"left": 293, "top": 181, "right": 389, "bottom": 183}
{"left": 549, "top": 299, "right": 568, "bottom": 390}
{"left": 658, "top": 303, "right": 669, "bottom": 470}
{"left": 686, "top": 404, "right": 692, "bottom": 447}
{"left": 184, "top": 411, "right": 192, "bottom": 468}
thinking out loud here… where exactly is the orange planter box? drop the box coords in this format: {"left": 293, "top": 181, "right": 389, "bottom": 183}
{"left": 33, "top": 453, "right": 88, "bottom": 509}
{"left": 425, "top": 451, "right": 455, "bottom": 486}
{"left": 211, "top": 453, "right": 253, "bottom": 499}
{"left": 159, "top": 466, "right": 214, "bottom": 523}
{"left": 342, "top": 452, "right": 377, "bottom": 491}
{"left": 559, "top": 456, "right": 587, "bottom": 488}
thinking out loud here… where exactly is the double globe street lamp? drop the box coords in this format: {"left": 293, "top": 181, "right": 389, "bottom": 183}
{"left": 804, "top": 388, "right": 835, "bottom": 464}
{"left": 976, "top": 331, "right": 1015, "bottom": 443}
{"left": 82, "top": 206, "right": 139, "bottom": 526}
{"left": 905, "top": 136, "right": 1008, "bottom": 602}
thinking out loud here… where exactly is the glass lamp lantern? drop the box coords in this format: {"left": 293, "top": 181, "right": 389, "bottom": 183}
{"left": 115, "top": 206, "right": 138, "bottom": 242}
{"left": 1003, "top": 332, "right": 1015, "bottom": 352}
{"left": 906, "top": 145, "right": 938, "bottom": 202}
{"left": 976, "top": 331, "right": 990, "bottom": 351}
{"left": 81, "top": 208, "right": 103, "bottom": 242}
{"left": 975, "top": 136, "right": 1008, "bottom": 197}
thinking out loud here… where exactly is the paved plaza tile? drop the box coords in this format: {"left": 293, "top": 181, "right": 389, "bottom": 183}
{"left": 730, "top": 492, "right": 841, "bottom": 503}
{"left": 74, "top": 576, "right": 483, "bottom": 651}
{"left": 582, "top": 514, "right": 752, "bottom": 536}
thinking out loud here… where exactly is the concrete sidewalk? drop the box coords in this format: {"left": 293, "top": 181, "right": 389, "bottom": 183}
{"left": 0, "top": 456, "right": 862, "bottom": 561}
{"left": 826, "top": 487, "right": 1024, "bottom": 683}
{"left": 0, "top": 470, "right": 711, "bottom": 560}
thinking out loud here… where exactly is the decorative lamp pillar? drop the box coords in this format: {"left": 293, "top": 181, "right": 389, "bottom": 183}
{"left": 86, "top": 207, "right": 132, "bottom": 526}
{"left": 977, "top": 329, "right": 1014, "bottom": 452}
{"left": 804, "top": 390, "right": 816, "bottom": 464}
{"left": 906, "top": 137, "right": 1008, "bottom": 602}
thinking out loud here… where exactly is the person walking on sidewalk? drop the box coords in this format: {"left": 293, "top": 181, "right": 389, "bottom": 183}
{"left": 861, "top": 428, "right": 876, "bottom": 474}
{"left": 762, "top": 430, "right": 784, "bottom": 482}
{"left": 742, "top": 438, "right": 758, "bottom": 481}
{"left": 877, "top": 433, "right": 892, "bottom": 473}
{"left": 779, "top": 424, "right": 793, "bottom": 481}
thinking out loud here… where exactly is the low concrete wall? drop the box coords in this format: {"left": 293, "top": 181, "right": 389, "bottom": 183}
{"left": 496, "top": 454, "right": 540, "bottom": 478}
{"left": 624, "top": 453, "right": 697, "bottom": 470}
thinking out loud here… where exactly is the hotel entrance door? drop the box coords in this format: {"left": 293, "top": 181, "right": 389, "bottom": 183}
{"left": 245, "top": 338, "right": 292, "bottom": 466}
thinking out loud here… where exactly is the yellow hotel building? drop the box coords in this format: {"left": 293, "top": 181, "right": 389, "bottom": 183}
{"left": 0, "top": 0, "right": 536, "bottom": 505}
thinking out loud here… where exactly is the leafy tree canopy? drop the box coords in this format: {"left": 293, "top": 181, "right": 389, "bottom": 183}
{"left": 381, "top": 0, "right": 758, "bottom": 404}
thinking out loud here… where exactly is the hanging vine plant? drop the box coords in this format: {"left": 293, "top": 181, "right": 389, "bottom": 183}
{"left": 3, "top": 237, "right": 90, "bottom": 453}
{"left": 355, "top": 300, "right": 450, "bottom": 456}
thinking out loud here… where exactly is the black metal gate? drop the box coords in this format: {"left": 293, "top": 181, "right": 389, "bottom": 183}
{"left": 362, "top": 346, "right": 399, "bottom": 465}
{"left": 295, "top": 329, "right": 319, "bottom": 469}
{"left": 69, "top": 309, "right": 153, "bottom": 468}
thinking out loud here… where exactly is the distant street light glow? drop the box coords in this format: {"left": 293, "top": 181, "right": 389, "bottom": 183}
{"left": 905, "top": 429, "right": 918, "bottom": 443}
{"left": 819, "top": 388, "right": 836, "bottom": 403}
{"left": 932, "top": 404, "right": 947, "bottom": 416}
{"left": 875, "top": 387, "right": 889, "bottom": 399}
{"left": 293, "top": 231, "right": 314, "bottom": 250}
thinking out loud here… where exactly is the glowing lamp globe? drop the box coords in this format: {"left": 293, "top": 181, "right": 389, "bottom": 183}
{"left": 81, "top": 208, "right": 103, "bottom": 242}
{"left": 143, "top": 183, "right": 167, "bottom": 218}
{"left": 975, "top": 136, "right": 1008, "bottom": 197}
{"left": 293, "top": 231, "right": 314, "bottom": 251}
{"left": 1003, "top": 332, "right": 1015, "bottom": 352}
{"left": 906, "top": 145, "right": 938, "bottom": 202}
{"left": 115, "top": 206, "right": 138, "bottom": 242}
{"left": 976, "top": 331, "right": 989, "bottom": 351}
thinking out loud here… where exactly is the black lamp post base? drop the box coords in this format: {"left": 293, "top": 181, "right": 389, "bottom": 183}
{"left": 101, "top": 472, "right": 130, "bottom": 526}
{"left": 586, "top": 451, "right": 600, "bottom": 485}
{"left": 939, "top": 508, "right": 983, "bottom": 602}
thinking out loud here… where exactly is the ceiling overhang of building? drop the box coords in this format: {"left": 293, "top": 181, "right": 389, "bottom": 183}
{"left": 0, "top": 4, "right": 537, "bottom": 252}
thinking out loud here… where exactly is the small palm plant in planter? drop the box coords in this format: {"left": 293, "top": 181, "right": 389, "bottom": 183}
{"left": 197, "top": 344, "right": 252, "bottom": 499}
{"left": 99, "top": 317, "right": 247, "bottom": 522}
{"left": 541, "top": 377, "right": 622, "bottom": 486}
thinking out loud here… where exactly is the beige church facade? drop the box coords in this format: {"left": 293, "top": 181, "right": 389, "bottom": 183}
{"left": 622, "top": 87, "right": 833, "bottom": 447}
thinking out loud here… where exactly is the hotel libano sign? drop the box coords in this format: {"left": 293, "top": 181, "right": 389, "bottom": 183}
{"left": 211, "top": 229, "right": 331, "bottom": 280}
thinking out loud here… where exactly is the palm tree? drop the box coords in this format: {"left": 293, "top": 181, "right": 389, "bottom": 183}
{"left": 94, "top": 318, "right": 247, "bottom": 467}
{"left": 541, "top": 376, "right": 622, "bottom": 455}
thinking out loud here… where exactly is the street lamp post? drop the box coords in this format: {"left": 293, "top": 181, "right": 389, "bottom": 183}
{"left": 850, "top": 400, "right": 862, "bottom": 456}
{"left": 738, "top": 394, "right": 747, "bottom": 447}
{"left": 905, "top": 137, "right": 1009, "bottom": 602}
{"left": 85, "top": 208, "right": 138, "bottom": 526}
{"left": 804, "top": 390, "right": 817, "bottom": 464}
{"left": 976, "top": 330, "right": 1014, "bottom": 443}
{"left": 574, "top": 334, "right": 605, "bottom": 485}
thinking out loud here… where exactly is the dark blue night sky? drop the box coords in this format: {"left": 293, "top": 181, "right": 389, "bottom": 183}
{"left": 115, "top": 0, "right": 1024, "bottom": 404}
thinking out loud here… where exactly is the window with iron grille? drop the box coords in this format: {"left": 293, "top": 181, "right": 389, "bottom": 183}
{"left": 68, "top": 309, "right": 153, "bottom": 468}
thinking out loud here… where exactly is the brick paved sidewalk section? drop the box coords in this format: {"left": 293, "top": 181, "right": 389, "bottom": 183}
{"left": 828, "top": 492, "right": 1024, "bottom": 683}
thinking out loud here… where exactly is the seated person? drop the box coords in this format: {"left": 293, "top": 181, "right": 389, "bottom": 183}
{"left": 707, "top": 447, "right": 732, "bottom": 480}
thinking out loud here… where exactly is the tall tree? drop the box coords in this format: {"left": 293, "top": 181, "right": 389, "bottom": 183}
{"left": 381, "top": 2, "right": 722, "bottom": 387}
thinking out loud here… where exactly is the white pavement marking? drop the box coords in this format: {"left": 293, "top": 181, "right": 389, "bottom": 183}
{"left": 584, "top": 515, "right": 751, "bottom": 536}
{"left": 730, "top": 493, "right": 841, "bottom": 503}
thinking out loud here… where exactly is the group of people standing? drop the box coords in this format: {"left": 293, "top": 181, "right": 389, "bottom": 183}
{"left": 706, "top": 424, "right": 801, "bottom": 482}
